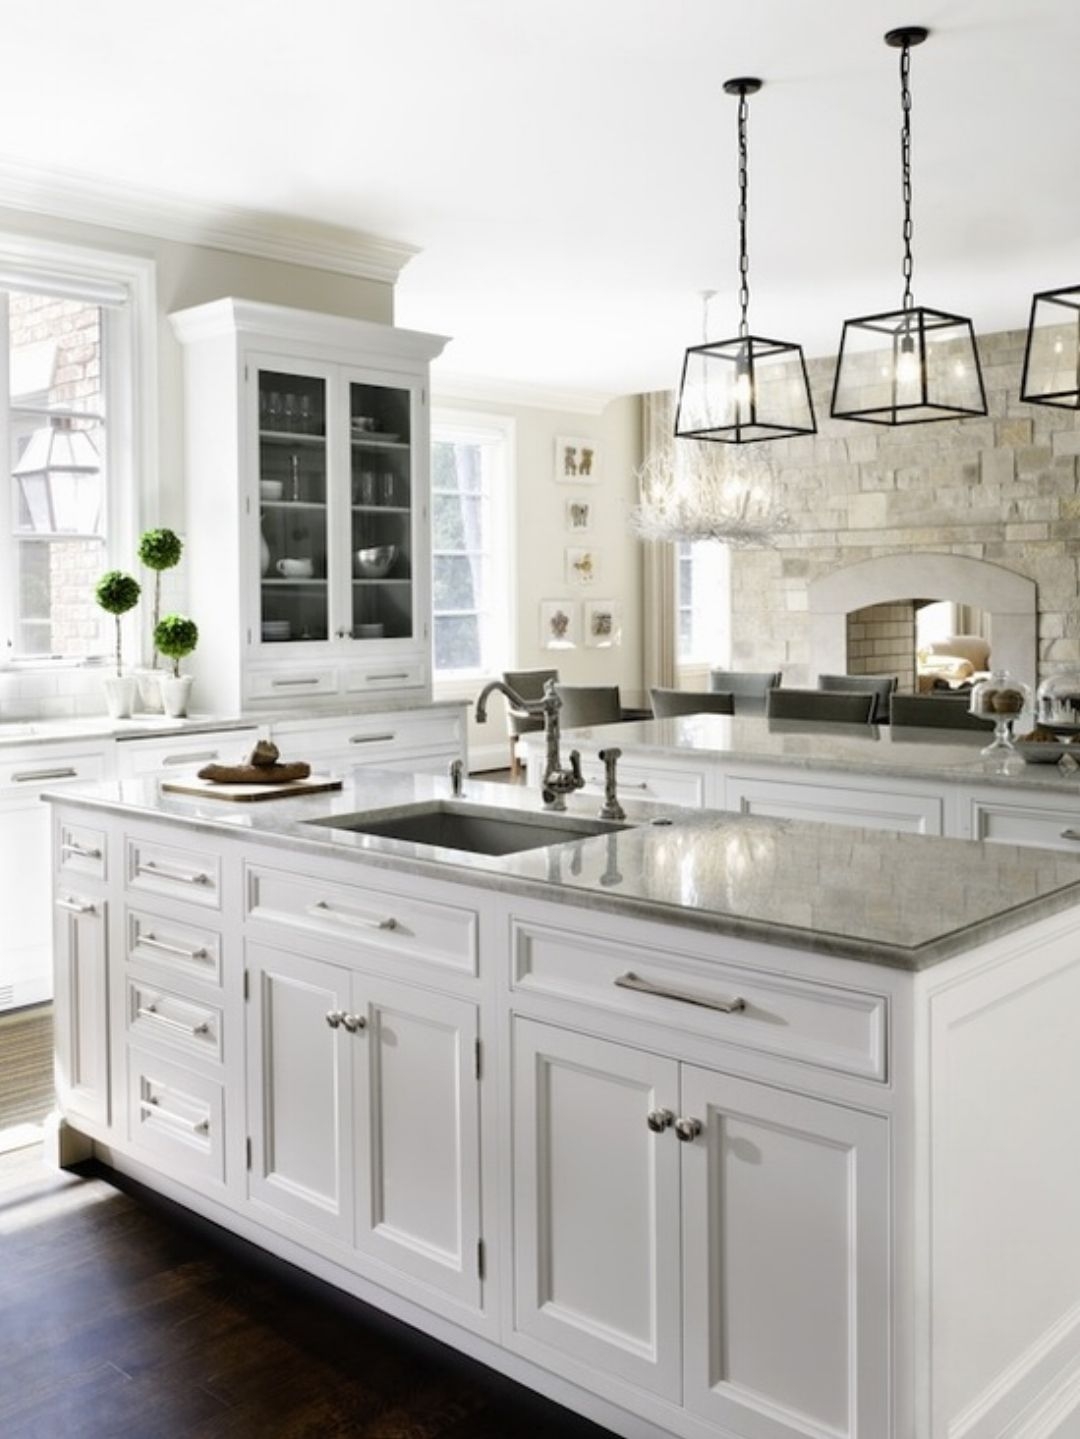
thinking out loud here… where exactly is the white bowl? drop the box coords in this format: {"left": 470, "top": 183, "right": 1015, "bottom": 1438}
{"left": 355, "top": 545, "right": 396, "bottom": 579}
{"left": 260, "top": 480, "right": 284, "bottom": 500}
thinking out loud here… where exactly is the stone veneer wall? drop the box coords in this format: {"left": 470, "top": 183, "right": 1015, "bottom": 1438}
{"left": 846, "top": 602, "right": 916, "bottom": 690}
{"left": 729, "top": 326, "right": 1080, "bottom": 686}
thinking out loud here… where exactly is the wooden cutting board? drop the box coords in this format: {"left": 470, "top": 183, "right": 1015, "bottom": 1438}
{"left": 161, "top": 775, "right": 343, "bottom": 803}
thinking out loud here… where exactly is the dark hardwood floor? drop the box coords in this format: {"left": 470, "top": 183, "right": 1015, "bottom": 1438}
{"left": 0, "top": 1146, "right": 617, "bottom": 1438}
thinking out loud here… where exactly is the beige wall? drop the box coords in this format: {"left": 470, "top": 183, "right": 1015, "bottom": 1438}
{"left": 432, "top": 391, "right": 643, "bottom": 766}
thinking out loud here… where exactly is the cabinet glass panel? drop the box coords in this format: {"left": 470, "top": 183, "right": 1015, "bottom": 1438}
{"left": 349, "top": 381, "right": 412, "bottom": 641}
{"left": 257, "top": 369, "right": 329, "bottom": 643}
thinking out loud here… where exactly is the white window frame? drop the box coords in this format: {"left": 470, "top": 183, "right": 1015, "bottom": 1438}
{"left": 430, "top": 409, "right": 515, "bottom": 694}
{"left": 0, "top": 233, "right": 157, "bottom": 667}
{"left": 676, "top": 539, "right": 731, "bottom": 681}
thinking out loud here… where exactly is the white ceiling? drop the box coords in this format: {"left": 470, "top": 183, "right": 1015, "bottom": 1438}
{"left": 3, "top": 0, "right": 1078, "bottom": 402}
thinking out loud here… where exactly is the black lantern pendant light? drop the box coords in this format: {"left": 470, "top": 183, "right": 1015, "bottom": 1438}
{"left": 1020, "top": 286, "right": 1080, "bottom": 410}
{"left": 674, "top": 78, "right": 816, "bottom": 445}
{"left": 831, "top": 27, "right": 987, "bottom": 425}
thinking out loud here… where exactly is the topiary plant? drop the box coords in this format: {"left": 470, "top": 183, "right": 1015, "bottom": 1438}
{"left": 138, "top": 528, "right": 183, "bottom": 668}
{"left": 94, "top": 570, "right": 141, "bottom": 676}
{"left": 153, "top": 614, "right": 198, "bottom": 678}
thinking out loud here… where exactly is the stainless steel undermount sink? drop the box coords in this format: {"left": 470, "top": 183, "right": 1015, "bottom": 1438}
{"left": 303, "top": 801, "right": 631, "bottom": 856}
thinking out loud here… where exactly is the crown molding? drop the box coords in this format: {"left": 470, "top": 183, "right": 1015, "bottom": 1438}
{"left": 0, "top": 155, "right": 418, "bottom": 285}
{"left": 431, "top": 370, "right": 617, "bottom": 416}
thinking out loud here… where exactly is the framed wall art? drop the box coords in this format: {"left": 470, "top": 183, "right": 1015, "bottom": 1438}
{"left": 584, "top": 599, "right": 622, "bottom": 648}
{"left": 565, "top": 547, "right": 598, "bottom": 585}
{"left": 555, "top": 435, "right": 600, "bottom": 484}
{"left": 565, "top": 497, "right": 593, "bottom": 533}
{"left": 539, "top": 599, "right": 579, "bottom": 649}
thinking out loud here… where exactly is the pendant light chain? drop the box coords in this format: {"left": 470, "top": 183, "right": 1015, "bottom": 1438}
{"left": 899, "top": 39, "right": 915, "bottom": 313}
{"left": 737, "top": 90, "right": 751, "bottom": 339}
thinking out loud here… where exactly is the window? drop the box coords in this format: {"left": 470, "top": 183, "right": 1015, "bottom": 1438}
{"left": 677, "top": 540, "right": 730, "bottom": 666}
{"left": 0, "top": 239, "right": 154, "bottom": 664}
{"left": 431, "top": 413, "right": 513, "bottom": 680}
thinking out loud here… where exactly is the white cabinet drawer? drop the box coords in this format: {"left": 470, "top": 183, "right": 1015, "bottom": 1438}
{"left": 274, "top": 712, "right": 461, "bottom": 761}
{"left": 0, "top": 747, "right": 107, "bottom": 795}
{"left": 971, "top": 799, "right": 1080, "bottom": 852}
{"left": 724, "top": 772, "right": 944, "bottom": 836}
{"left": 342, "top": 660, "right": 426, "bottom": 694}
{"left": 245, "top": 666, "right": 339, "bottom": 702}
{"left": 115, "top": 728, "right": 258, "bottom": 778}
{"left": 125, "top": 834, "right": 222, "bottom": 909}
{"left": 126, "top": 908, "right": 223, "bottom": 989}
{"left": 246, "top": 863, "right": 478, "bottom": 976}
{"left": 511, "top": 919, "right": 888, "bottom": 1081}
{"left": 57, "top": 818, "right": 107, "bottom": 882}
{"left": 126, "top": 1047, "right": 225, "bottom": 1186}
{"left": 579, "top": 759, "right": 706, "bottom": 808}
{"left": 126, "top": 978, "right": 223, "bottom": 1065}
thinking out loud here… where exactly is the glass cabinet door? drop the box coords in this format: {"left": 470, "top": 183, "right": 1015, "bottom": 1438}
{"left": 347, "top": 379, "right": 413, "bottom": 643}
{"left": 257, "top": 368, "right": 329, "bottom": 645}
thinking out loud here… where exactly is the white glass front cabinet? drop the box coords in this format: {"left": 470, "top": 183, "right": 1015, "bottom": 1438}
{"left": 171, "top": 300, "right": 447, "bottom": 713}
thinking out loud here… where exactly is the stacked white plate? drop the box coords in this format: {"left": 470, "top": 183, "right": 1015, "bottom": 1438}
{"left": 261, "top": 620, "right": 291, "bottom": 641}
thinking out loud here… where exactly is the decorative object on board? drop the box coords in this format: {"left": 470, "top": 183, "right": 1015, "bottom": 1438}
{"left": 673, "top": 76, "right": 816, "bottom": 445}
{"left": 566, "top": 498, "right": 593, "bottom": 533}
{"left": 93, "top": 569, "right": 141, "bottom": 719}
{"left": 565, "top": 547, "right": 598, "bottom": 585}
{"left": 832, "top": 28, "right": 987, "bottom": 425}
{"left": 153, "top": 613, "right": 199, "bottom": 718}
{"left": 584, "top": 599, "right": 623, "bottom": 649}
{"left": 632, "top": 439, "right": 787, "bottom": 546}
{"left": 135, "top": 527, "right": 183, "bottom": 712}
{"left": 539, "top": 600, "right": 579, "bottom": 649}
{"left": 1021, "top": 287, "right": 1080, "bottom": 411}
{"left": 555, "top": 436, "right": 600, "bottom": 483}
{"left": 198, "top": 738, "right": 311, "bottom": 785}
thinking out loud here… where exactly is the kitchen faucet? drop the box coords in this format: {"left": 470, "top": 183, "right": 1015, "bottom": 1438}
{"left": 475, "top": 678, "right": 584, "bottom": 811}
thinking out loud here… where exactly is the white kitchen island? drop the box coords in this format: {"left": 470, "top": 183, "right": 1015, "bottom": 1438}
{"left": 522, "top": 713, "right": 1080, "bottom": 851}
{"left": 43, "top": 772, "right": 1080, "bottom": 1439}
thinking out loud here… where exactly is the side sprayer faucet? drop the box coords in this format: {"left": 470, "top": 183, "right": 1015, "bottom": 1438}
{"left": 475, "top": 678, "right": 585, "bottom": 811}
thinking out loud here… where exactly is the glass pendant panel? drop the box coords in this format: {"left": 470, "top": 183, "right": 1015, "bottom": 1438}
{"left": 1021, "top": 288, "right": 1080, "bottom": 411}
{"left": 831, "top": 306, "right": 986, "bottom": 424}
{"left": 674, "top": 334, "right": 816, "bottom": 444}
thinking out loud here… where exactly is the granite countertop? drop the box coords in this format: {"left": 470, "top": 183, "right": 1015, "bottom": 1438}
{"left": 522, "top": 714, "right": 1080, "bottom": 794}
{"left": 42, "top": 771, "right": 1080, "bottom": 971}
{"left": 0, "top": 698, "right": 465, "bottom": 750}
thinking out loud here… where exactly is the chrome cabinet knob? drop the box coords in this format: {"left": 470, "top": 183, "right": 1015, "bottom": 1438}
{"left": 325, "top": 1010, "right": 345, "bottom": 1029}
{"left": 646, "top": 1108, "right": 674, "bottom": 1133}
{"left": 674, "top": 1117, "right": 702, "bottom": 1143}
{"left": 341, "top": 1013, "right": 367, "bottom": 1033}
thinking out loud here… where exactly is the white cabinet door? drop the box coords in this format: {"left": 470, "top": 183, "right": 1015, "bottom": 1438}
{"left": 680, "top": 1065, "right": 890, "bottom": 1439}
{"left": 246, "top": 944, "right": 355, "bottom": 1245}
{"left": 53, "top": 890, "right": 109, "bottom": 1127}
{"left": 512, "top": 1019, "right": 682, "bottom": 1401}
{"left": 353, "top": 975, "right": 481, "bottom": 1307}
{"left": 1, "top": 802, "right": 51, "bottom": 1009}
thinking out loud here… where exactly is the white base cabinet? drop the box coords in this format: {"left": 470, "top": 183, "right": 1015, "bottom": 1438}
{"left": 48, "top": 803, "right": 1080, "bottom": 1439}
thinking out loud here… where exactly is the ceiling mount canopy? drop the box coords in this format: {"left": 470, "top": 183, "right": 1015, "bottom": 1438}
{"left": 831, "top": 25, "right": 988, "bottom": 426}
{"left": 674, "top": 76, "right": 816, "bottom": 446}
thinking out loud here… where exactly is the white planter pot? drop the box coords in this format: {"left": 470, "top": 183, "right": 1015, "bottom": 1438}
{"left": 134, "top": 668, "right": 164, "bottom": 714}
{"left": 160, "top": 674, "right": 193, "bottom": 719}
{"left": 103, "top": 675, "right": 138, "bottom": 720}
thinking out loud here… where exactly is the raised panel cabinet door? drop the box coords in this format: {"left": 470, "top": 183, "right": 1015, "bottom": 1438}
{"left": 352, "top": 976, "right": 481, "bottom": 1308}
{"left": 680, "top": 1066, "right": 890, "bottom": 1439}
{"left": 245, "top": 944, "right": 354, "bottom": 1245}
{"left": 511, "top": 1019, "right": 682, "bottom": 1401}
{"left": 53, "top": 891, "right": 108, "bottom": 1127}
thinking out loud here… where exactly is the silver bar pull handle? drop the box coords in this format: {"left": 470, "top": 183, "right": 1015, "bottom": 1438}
{"left": 61, "top": 841, "right": 102, "bottom": 859}
{"left": 56, "top": 896, "right": 96, "bottom": 915}
{"left": 587, "top": 776, "right": 648, "bottom": 790}
{"left": 1060, "top": 829, "right": 1080, "bottom": 841}
{"left": 139, "top": 1097, "right": 210, "bottom": 1134}
{"left": 271, "top": 677, "right": 321, "bottom": 687}
{"left": 365, "top": 672, "right": 409, "bottom": 682}
{"left": 140, "top": 933, "right": 210, "bottom": 962}
{"left": 161, "top": 750, "right": 219, "bottom": 767}
{"left": 349, "top": 733, "right": 395, "bottom": 745}
{"left": 14, "top": 767, "right": 78, "bottom": 783}
{"left": 308, "top": 899, "right": 398, "bottom": 931}
{"left": 139, "top": 859, "right": 210, "bottom": 886}
{"left": 614, "top": 970, "right": 746, "bottom": 1014}
{"left": 137, "top": 1004, "right": 210, "bottom": 1037}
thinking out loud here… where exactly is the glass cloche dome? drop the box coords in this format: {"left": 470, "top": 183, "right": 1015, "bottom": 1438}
{"left": 969, "top": 668, "right": 1031, "bottom": 755}
{"left": 1035, "top": 670, "right": 1080, "bottom": 730}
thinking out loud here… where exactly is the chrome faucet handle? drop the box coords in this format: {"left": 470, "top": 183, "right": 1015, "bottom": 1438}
{"left": 568, "top": 749, "right": 584, "bottom": 788}
{"left": 597, "top": 746, "right": 626, "bottom": 821}
{"left": 449, "top": 758, "right": 465, "bottom": 798}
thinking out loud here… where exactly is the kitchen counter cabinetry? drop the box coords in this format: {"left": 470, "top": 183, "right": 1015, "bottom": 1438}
{"left": 170, "top": 300, "right": 448, "bottom": 714}
{"left": 45, "top": 784, "right": 1080, "bottom": 1439}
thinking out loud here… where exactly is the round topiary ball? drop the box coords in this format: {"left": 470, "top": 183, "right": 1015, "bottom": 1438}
{"left": 153, "top": 614, "right": 199, "bottom": 677}
{"left": 94, "top": 570, "right": 141, "bottom": 616}
{"left": 138, "top": 528, "right": 183, "bottom": 571}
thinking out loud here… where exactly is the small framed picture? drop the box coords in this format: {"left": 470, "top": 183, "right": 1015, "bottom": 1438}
{"left": 565, "top": 547, "right": 598, "bottom": 586}
{"left": 539, "top": 599, "right": 579, "bottom": 649}
{"left": 565, "top": 497, "right": 593, "bottom": 533}
{"left": 584, "top": 599, "right": 622, "bottom": 649}
{"left": 555, "top": 435, "right": 600, "bottom": 484}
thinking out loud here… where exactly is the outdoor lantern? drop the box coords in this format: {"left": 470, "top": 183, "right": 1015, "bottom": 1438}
{"left": 14, "top": 418, "right": 102, "bottom": 536}
{"left": 1020, "top": 286, "right": 1080, "bottom": 410}
{"left": 674, "top": 78, "right": 816, "bottom": 445}
{"left": 831, "top": 27, "right": 987, "bottom": 425}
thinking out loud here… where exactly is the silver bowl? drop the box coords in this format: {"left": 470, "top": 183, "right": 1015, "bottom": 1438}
{"left": 355, "top": 544, "right": 397, "bottom": 579}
